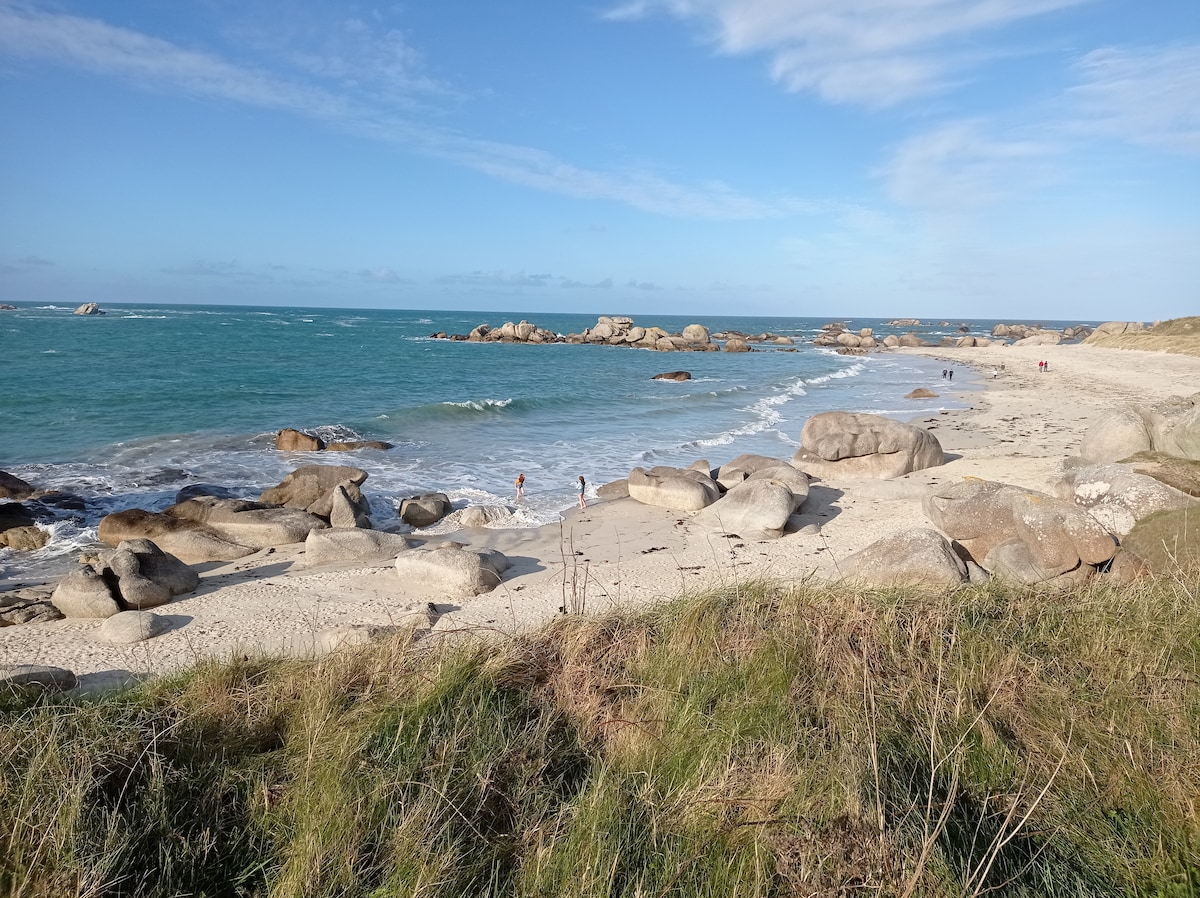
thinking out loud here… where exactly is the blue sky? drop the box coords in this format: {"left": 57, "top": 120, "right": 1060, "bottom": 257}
{"left": 1, "top": 0, "right": 1197, "bottom": 320}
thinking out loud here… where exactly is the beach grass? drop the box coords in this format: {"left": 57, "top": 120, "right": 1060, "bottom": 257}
{"left": 2, "top": 574, "right": 1198, "bottom": 897}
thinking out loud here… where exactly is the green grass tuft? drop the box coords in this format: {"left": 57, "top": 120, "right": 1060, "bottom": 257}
{"left": 2, "top": 574, "right": 1198, "bottom": 897}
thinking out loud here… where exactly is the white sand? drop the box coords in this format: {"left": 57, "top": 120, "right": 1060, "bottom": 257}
{"left": 4, "top": 342, "right": 1199, "bottom": 689}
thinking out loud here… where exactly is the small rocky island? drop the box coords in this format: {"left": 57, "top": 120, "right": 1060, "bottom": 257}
{"left": 430, "top": 315, "right": 1097, "bottom": 355}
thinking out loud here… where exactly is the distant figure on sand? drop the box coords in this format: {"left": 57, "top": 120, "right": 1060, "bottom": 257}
{"left": 948, "top": 369, "right": 954, "bottom": 381}
{"left": 1039, "top": 360, "right": 1044, "bottom": 373}
{"left": 1043, "top": 360, "right": 1049, "bottom": 372}
{"left": 577, "top": 475, "right": 587, "bottom": 508}
{"left": 515, "top": 472, "right": 525, "bottom": 498}
{"left": 942, "top": 369, "right": 947, "bottom": 379}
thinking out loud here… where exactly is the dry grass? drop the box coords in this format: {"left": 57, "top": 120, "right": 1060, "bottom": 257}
{"left": 2, "top": 574, "right": 1198, "bottom": 897}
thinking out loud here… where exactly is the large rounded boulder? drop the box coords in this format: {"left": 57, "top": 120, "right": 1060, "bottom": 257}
{"left": 98, "top": 509, "right": 256, "bottom": 564}
{"left": 714, "top": 454, "right": 786, "bottom": 491}
{"left": 1078, "top": 394, "right": 1200, "bottom": 463}
{"left": 694, "top": 478, "right": 798, "bottom": 539}
{"left": 51, "top": 566, "right": 122, "bottom": 619}
{"left": 399, "top": 493, "right": 453, "bottom": 528}
{"left": 304, "top": 528, "right": 414, "bottom": 566}
{"left": 924, "top": 479, "right": 1117, "bottom": 583}
{"left": 627, "top": 466, "right": 720, "bottom": 511}
{"left": 95, "top": 538, "right": 200, "bottom": 609}
{"left": 1057, "top": 463, "right": 1197, "bottom": 535}
{"left": 165, "top": 497, "right": 327, "bottom": 549}
{"left": 839, "top": 529, "right": 969, "bottom": 588}
{"left": 394, "top": 543, "right": 510, "bottom": 596}
{"left": 793, "top": 412, "right": 944, "bottom": 480}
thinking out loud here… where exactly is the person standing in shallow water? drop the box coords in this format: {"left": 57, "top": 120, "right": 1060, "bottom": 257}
{"left": 515, "top": 472, "right": 525, "bottom": 498}
{"left": 577, "top": 475, "right": 586, "bottom": 508}
{"left": 948, "top": 369, "right": 954, "bottom": 381}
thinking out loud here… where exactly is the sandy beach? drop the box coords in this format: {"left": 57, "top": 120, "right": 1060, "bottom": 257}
{"left": 4, "top": 341, "right": 1199, "bottom": 690}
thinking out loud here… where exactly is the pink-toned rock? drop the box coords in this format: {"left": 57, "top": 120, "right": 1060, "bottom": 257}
{"left": 793, "top": 412, "right": 944, "bottom": 480}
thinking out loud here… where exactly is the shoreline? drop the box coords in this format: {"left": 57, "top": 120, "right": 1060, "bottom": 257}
{"left": 4, "top": 342, "right": 1199, "bottom": 690}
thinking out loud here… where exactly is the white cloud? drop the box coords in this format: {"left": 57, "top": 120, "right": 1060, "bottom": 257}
{"left": 605, "top": 0, "right": 1091, "bottom": 106}
{"left": 1066, "top": 43, "right": 1200, "bottom": 155}
{"left": 0, "top": 1, "right": 788, "bottom": 220}
{"left": 879, "top": 119, "right": 1057, "bottom": 211}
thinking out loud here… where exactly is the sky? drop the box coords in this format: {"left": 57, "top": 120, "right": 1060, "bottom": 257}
{"left": 1, "top": 0, "right": 1197, "bottom": 321}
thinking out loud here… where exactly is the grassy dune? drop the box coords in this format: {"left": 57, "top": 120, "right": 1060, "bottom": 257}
{"left": 2, "top": 575, "right": 1198, "bottom": 897}
{"left": 1084, "top": 318, "right": 1200, "bottom": 357}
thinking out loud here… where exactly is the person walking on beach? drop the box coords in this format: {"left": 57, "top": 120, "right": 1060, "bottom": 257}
{"left": 576, "top": 475, "right": 586, "bottom": 508}
{"left": 515, "top": 472, "right": 525, "bottom": 498}
{"left": 942, "top": 368, "right": 947, "bottom": 379}
{"left": 948, "top": 369, "right": 953, "bottom": 381}
{"left": 1039, "top": 360, "right": 1044, "bottom": 373}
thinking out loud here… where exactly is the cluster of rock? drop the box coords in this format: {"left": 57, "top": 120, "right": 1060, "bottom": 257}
{"left": 0, "top": 471, "right": 88, "bottom": 552}
{"left": 52, "top": 539, "right": 199, "bottom": 620}
{"left": 0, "top": 459, "right": 518, "bottom": 694}
{"left": 812, "top": 324, "right": 881, "bottom": 352}
{"left": 841, "top": 395, "right": 1200, "bottom": 588}
{"left": 816, "top": 320, "right": 1098, "bottom": 354}
{"left": 0, "top": 303, "right": 15, "bottom": 311}
{"left": 713, "top": 330, "right": 795, "bottom": 346}
{"left": 1083, "top": 321, "right": 1145, "bottom": 342}
{"left": 430, "top": 317, "right": 789, "bottom": 353}
{"left": 424, "top": 314, "right": 1106, "bottom": 357}
{"left": 599, "top": 412, "right": 947, "bottom": 540}
{"left": 73, "top": 303, "right": 104, "bottom": 315}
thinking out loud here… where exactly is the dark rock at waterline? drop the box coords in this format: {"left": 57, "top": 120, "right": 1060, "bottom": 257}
{"left": 652, "top": 371, "right": 691, "bottom": 381}
{"left": 0, "top": 471, "right": 35, "bottom": 500}
{"left": 326, "top": 440, "right": 394, "bottom": 451}
{"left": 399, "top": 493, "right": 452, "bottom": 528}
{"left": 29, "top": 490, "right": 87, "bottom": 512}
{"left": 175, "top": 483, "right": 243, "bottom": 503}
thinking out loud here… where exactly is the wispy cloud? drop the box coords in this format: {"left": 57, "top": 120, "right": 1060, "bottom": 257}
{"left": 562, "top": 277, "right": 615, "bottom": 289}
{"left": 358, "top": 267, "right": 408, "bottom": 284}
{"left": 605, "top": 0, "right": 1091, "bottom": 107}
{"left": 0, "top": 1, "right": 787, "bottom": 220}
{"left": 879, "top": 119, "right": 1057, "bottom": 211}
{"left": 878, "top": 40, "right": 1200, "bottom": 215}
{"left": 16, "top": 254, "right": 54, "bottom": 266}
{"left": 1065, "top": 43, "right": 1200, "bottom": 155}
{"left": 435, "top": 270, "right": 552, "bottom": 288}
{"left": 161, "top": 259, "right": 271, "bottom": 281}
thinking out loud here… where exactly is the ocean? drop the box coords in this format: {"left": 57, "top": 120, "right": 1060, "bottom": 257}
{"left": 0, "top": 303, "right": 1078, "bottom": 588}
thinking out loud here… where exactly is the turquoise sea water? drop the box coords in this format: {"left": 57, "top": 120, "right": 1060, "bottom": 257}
{"left": 0, "top": 303, "right": 1089, "bottom": 587}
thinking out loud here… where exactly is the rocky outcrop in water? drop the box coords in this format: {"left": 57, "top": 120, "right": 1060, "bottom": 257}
{"left": 430, "top": 316, "right": 802, "bottom": 353}
{"left": 276, "top": 428, "right": 394, "bottom": 452}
